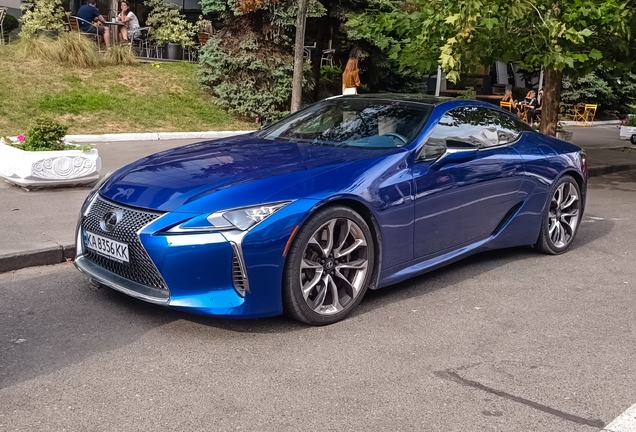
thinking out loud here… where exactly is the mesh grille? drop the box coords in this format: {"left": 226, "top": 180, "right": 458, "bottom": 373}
{"left": 82, "top": 196, "right": 168, "bottom": 290}
{"left": 232, "top": 253, "right": 246, "bottom": 294}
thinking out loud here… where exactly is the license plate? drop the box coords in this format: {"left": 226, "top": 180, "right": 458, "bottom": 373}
{"left": 83, "top": 230, "right": 129, "bottom": 263}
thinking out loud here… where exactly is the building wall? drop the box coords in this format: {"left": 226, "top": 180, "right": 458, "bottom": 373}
{"left": 0, "top": 0, "right": 21, "bottom": 17}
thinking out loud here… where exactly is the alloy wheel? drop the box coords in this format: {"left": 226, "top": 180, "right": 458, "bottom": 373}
{"left": 548, "top": 181, "right": 580, "bottom": 248}
{"left": 299, "top": 218, "right": 369, "bottom": 316}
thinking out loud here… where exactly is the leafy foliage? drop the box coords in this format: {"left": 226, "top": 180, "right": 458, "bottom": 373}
{"left": 20, "top": 0, "right": 66, "bottom": 38}
{"left": 144, "top": 0, "right": 196, "bottom": 47}
{"left": 21, "top": 117, "right": 68, "bottom": 151}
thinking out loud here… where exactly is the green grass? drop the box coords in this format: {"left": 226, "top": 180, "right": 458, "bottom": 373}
{"left": 0, "top": 43, "right": 254, "bottom": 135}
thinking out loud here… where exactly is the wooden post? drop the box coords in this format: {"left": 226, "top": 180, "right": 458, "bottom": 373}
{"left": 290, "top": 0, "right": 309, "bottom": 113}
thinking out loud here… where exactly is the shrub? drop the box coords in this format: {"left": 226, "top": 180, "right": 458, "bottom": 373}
{"left": 20, "top": 0, "right": 66, "bottom": 38}
{"left": 53, "top": 33, "right": 100, "bottom": 68}
{"left": 144, "top": 0, "right": 195, "bottom": 47}
{"left": 2, "top": 13, "right": 19, "bottom": 38}
{"left": 105, "top": 45, "right": 136, "bottom": 66}
{"left": 628, "top": 116, "right": 636, "bottom": 127}
{"left": 198, "top": 21, "right": 297, "bottom": 120}
{"left": 21, "top": 117, "right": 69, "bottom": 151}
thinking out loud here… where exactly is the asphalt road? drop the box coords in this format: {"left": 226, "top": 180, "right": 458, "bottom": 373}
{"left": 1, "top": 171, "right": 635, "bottom": 431}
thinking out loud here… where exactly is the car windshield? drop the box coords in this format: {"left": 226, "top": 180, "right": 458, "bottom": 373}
{"left": 256, "top": 98, "right": 433, "bottom": 148}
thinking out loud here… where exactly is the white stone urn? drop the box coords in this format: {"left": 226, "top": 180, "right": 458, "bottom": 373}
{"left": 619, "top": 126, "right": 636, "bottom": 141}
{"left": 0, "top": 138, "right": 101, "bottom": 188}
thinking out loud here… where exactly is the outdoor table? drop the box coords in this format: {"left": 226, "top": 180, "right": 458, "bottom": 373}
{"left": 103, "top": 20, "right": 125, "bottom": 45}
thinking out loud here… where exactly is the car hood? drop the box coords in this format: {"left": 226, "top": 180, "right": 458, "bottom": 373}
{"left": 100, "top": 134, "right": 400, "bottom": 212}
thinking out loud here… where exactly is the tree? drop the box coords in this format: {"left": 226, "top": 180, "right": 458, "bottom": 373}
{"left": 291, "top": 0, "right": 309, "bottom": 112}
{"left": 347, "top": 0, "right": 635, "bottom": 135}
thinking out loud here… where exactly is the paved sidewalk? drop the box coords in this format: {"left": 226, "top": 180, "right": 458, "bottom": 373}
{"left": 1, "top": 128, "right": 635, "bottom": 273}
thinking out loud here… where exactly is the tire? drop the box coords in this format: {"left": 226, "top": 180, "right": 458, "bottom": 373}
{"left": 282, "top": 206, "right": 375, "bottom": 325}
{"left": 534, "top": 175, "right": 582, "bottom": 255}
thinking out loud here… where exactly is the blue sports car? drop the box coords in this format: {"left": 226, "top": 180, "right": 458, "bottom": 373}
{"left": 75, "top": 95, "right": 587, "bottom": 325}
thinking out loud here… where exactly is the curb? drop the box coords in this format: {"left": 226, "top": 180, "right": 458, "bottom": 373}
{"left": 588, "top": 163, "right": 636, "bottom": 177}
{"left": 65, "top": 131, "right": 254, "bottom": 143}
{"left": 561, "top": 120, "right": 622, "bottom": 126}
{"left": 0, "top": 245, "right": 75, "bottom": 273}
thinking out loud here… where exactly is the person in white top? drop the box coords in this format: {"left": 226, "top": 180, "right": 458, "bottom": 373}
{"left": 117, "top": 1, "right": 140, "bottom": 42}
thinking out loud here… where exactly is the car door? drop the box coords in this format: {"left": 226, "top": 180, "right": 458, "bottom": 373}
{"left": 412, "top": 106, "right": 525, "bottom": 258}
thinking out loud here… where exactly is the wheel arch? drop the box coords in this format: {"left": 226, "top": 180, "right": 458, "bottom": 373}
{"left": 558, "top": 169, "right": 586, "bottom": 213}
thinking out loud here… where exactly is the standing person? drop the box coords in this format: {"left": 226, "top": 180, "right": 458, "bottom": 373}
{"left": 501, "top": 89, "right": 518, "bottom": 114}
{"left": 76, "top": 0, "right": 110, "bottom": 49}
{"left": 342, "top": 58, "right": 361, "bottom": 95}
{"left": 117, "top": 1, "right": 140, "bottom": 42}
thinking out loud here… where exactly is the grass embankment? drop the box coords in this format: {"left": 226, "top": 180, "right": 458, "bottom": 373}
{"left": 0, "top": 43, "right": 254, "bottom": 135}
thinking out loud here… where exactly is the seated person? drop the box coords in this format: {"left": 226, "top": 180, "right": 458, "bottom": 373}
{"left": 521, "top": 90, "right": 539, "bottom": 124}
{"left": 76, "top": 0, "right": 110, "bottom": 49}
{"left": 117, "top": 1, "right": 140, "bottom": 42}
{"left": 501, "top": 89, "right": 518, "bottom": 114}
{"left": 528, "top": 89, "right": 543, "bottom": 125}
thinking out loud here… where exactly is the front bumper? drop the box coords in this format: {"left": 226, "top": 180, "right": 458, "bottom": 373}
{"left": 74, "top": 194, "right": 304, "bottom": 318}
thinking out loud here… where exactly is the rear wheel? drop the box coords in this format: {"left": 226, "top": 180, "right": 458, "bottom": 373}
{"left": 283, "top": 206, "right": 375, "bottom": 325}
{"left": 534, "top": 175, "right": 582, "bottom": 255}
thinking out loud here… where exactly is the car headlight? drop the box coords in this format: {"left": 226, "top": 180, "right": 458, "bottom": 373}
{"left": 169, "top": 201, "right": 291, "bottom": 233}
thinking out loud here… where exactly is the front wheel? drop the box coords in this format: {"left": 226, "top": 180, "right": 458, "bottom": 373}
{"left": 534, "top": 175, "right": 582, "bottom": 255}
{"left": 282, "top": 206, "right": 375, "bottom": 325}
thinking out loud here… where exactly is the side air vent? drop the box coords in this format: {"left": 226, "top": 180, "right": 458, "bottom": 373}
{"left": 232, "top": 253, "right": 246, "bottom": 296}
{"left": 492, "top": 202, "right": 524, "bottom": 235}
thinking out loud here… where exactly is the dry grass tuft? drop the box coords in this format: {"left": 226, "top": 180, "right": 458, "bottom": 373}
{"left": 54, "top": 33, "right": 100, "bottom": 68}
{"left": 15, "top": 37, "right": 57, "bottom": 62}
{"left": 105, "top": 45, "right": 136, "bottom": 66}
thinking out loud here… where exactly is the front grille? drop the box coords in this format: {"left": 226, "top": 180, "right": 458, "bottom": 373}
{"left": 232, "top": 253, "right": 246, "bottom": 294}
{"left": 81, "top": 196, "right": 168, "bottom": 290}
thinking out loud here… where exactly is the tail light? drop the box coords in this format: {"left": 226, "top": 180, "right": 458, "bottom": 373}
{"left": 580, "top": 150, "right": 587, "bottom": 177}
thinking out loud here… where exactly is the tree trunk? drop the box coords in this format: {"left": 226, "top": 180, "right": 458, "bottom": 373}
{"left": 290, "top": 0, "right": 309, "bottom": 113}
{"left": 539, "top": 67, "right": 563, "bottom": 136}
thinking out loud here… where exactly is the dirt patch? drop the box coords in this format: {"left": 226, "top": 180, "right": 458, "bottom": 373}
{"left": 607, "top": 146, "right": 636, "bottom": 153}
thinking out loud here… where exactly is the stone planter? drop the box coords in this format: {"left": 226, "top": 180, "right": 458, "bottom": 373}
{"left": 619, "top": 126, "right": 636, "bottom": 141}
{"left": 0, "top": 139, "right": 101, "bottom": 188}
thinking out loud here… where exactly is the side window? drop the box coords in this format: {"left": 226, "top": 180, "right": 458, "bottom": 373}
{"left": 489, "top": 110, "right": 531, "bottom": 145}
{"left": 420, "top": 107, "right": 497, "bottom": 160}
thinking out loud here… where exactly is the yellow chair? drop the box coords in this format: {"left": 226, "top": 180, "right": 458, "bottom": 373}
{"left": 500, "top": 101, "right": 513, "bottom": 111}
{"left": 580, "top": 104, "right": 598, "bottom": 126}
{"left": 572, "top": 103, "right": 585, "bottom": 122}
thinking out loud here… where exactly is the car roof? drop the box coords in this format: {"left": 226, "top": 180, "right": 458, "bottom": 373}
{"left": 335, "top": 93, "right": 454, "bottom": 106}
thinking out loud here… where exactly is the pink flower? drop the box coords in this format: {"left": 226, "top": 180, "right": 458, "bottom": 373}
{"left": 17, "top": 135, "right": 25, "bottom": 142}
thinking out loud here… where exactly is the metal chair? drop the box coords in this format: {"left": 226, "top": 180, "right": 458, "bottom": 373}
{"left": 320, "top": 49, "right": 335, "bottom": 67}
{"left": 68, "top": 16, "right": 101, "bottom": 50}
{"left": 130, "top": 27, "right": 150, "bottom": 57}
{"left": 0, "top": 8, "right": 8, "bottom": 46}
